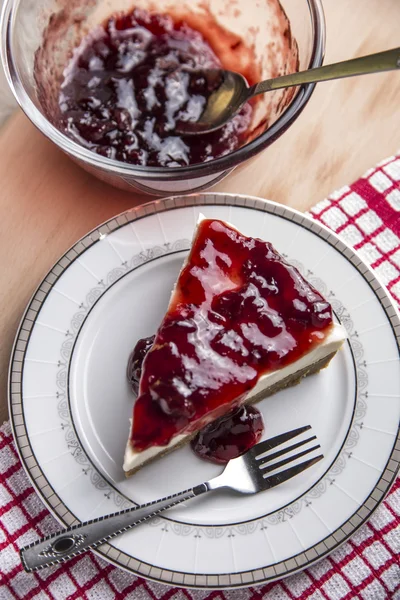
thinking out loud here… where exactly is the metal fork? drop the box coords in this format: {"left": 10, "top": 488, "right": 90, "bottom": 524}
{"left": 20, "top": 425, "right": 323, "bottom": 572}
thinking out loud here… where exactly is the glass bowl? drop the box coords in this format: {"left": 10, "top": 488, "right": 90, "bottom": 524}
{"left": 1, "top": 0, "right": 325, "bottom": 197}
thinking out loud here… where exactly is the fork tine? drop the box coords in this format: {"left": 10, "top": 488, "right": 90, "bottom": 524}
{"left": 259, "top": 444, "right": 321, "bottom": 473}
{"left": 256, "top": 435, "right": 317, "bottom": 465}
{"left": 263, "top": 455, "right": 324, "bottom": 488}
{"left": 252, "top": 425, "right": 312, "bottom": 459}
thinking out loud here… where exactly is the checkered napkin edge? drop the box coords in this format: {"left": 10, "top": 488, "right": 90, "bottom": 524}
{"left": 1, "top": 154, "right": 400, "bottom": 600}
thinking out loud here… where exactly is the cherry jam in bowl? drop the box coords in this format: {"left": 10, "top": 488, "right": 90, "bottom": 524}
{"left": 1, "top": 0, "right": 325, "bottom": 196}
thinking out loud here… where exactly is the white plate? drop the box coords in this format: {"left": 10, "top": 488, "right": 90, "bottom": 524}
{"left": 10, "top": 194, "right": 400, "bottom": 589}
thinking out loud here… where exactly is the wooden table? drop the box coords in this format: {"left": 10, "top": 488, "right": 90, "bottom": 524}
{"left": 1, "top": 0, "right": 400, "bottom": 423}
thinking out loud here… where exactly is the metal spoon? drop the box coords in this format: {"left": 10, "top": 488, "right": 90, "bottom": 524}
{"left": 177, "top": 47, "right": 400, "bottom": 135}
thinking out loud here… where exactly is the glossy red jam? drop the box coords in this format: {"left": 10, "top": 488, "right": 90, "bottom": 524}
{"left": 130, "top": 219, "right": 333, "bottom": 452}
{"left": 127, "top": 335, "right": 155, "bottom": 394}
{"left": 58, "top": 9, "right": 252, "bottom": 167}
{"left": 191, "top": 405, "right": 264, "bottom": 464}
{"left": 128, "top": 335, "right": 265, "bottom": 463}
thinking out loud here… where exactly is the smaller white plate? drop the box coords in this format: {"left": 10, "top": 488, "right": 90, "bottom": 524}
{"left": 10, "top": 194, "right": 400, "bottom": 589}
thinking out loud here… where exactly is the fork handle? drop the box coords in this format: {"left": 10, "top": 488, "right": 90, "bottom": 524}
{"left": 20, "top": 483, "right": 208, "bottom": 572}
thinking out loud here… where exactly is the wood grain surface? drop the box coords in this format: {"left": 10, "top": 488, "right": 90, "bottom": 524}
{"left": 1, "top": 0, "right": 400, "bottom": 422}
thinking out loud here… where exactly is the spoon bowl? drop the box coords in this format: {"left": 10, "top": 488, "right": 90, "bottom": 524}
{"left": 176, "top": 69, "right": 249, "bottom": 135}
{"left": 178, "top": 47, "right": 400, "bottom": 136}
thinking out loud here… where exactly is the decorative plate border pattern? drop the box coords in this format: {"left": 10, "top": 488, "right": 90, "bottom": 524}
{"left": 9, "top": 194, "right": 400, "bottom": 589}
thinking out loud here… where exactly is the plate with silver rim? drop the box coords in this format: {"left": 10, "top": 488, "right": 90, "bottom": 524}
{"left": 10, "top": 193, "right": 400, "bottom": 589}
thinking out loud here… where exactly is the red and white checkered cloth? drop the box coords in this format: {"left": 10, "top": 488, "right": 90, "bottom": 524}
{"left": 1, "top": 154, "right": 400, "bottom": 600}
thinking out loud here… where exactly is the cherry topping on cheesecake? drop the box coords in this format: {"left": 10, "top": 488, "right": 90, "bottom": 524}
{"left": 130, "top": 219, "right": 333, "bottom": 452}
{"left": 128, "top": 334, "right": 265, "bottom": 463}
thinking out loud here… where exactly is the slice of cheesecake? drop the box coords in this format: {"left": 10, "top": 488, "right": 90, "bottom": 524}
{"left": 124, "top": 218, "right": 346, "bottom": 475}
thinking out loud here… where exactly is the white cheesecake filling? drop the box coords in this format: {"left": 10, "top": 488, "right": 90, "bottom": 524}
{"left": 123, "top": 322, "right": 346, "bottom": 473}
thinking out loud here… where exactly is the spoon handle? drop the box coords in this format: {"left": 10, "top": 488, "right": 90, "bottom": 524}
{"left": 250, "top": 47, "right": 400, "bottom": 96}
